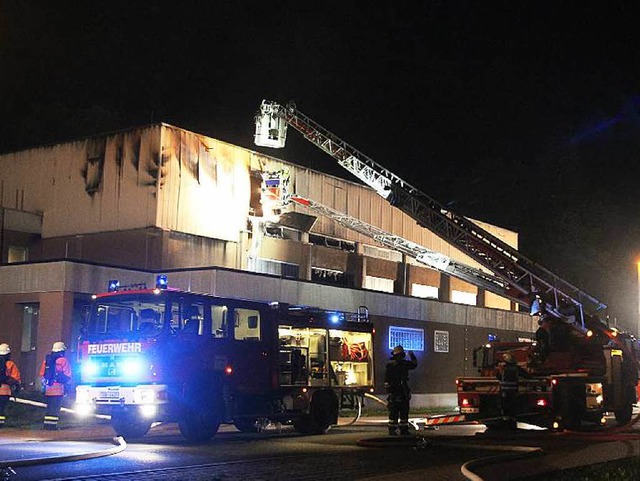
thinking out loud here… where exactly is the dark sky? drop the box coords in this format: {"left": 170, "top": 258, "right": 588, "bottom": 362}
{"left": 2, "top": 2, "right": 640, "bottom": 330}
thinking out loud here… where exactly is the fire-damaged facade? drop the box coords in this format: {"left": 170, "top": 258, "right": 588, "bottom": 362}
{"left": 0, "top": 123, "right": 533, "bottom": 406}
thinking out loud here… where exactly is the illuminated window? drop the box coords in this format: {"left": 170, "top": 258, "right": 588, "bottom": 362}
{"left": 411, "top": 283, "right": 438, "bottom": 299}
{"left": 364, "top": 276, "right": 394, "bottom": 293}
{"left": 388, "top": 326, "right": 424, "bottom": 352}
{"left": 8, "top": 246, "right": 28, "bottom": 263}
{"left": 434, "top": 330, "right": 450, "bottom": 353}
{"left": 451, "top": 290, "right": 476, "bottom": 306}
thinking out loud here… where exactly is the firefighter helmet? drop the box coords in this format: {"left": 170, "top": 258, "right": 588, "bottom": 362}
{"left": 0, "top": 343, "right": 10, "bottom": 355}
{"left": 390, "top": 345, "right": 406, "bottom": 359}
{"left": 503, "top": 353, "right": 515, "bottom": 363}
{"left": 52, "top": 341, "right": 67, "bottom": 353}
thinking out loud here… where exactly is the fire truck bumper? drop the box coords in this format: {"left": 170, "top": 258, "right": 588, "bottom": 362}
{"left": 75, "top": 384, "right": 169, "bottom": 416}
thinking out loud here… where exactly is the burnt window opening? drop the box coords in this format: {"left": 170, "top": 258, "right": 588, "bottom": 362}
{"left": 309, "top": 233, "right": 355, "bottom": 253}
{"left": 311, "top": 267, "right": 353, "bottom": 287}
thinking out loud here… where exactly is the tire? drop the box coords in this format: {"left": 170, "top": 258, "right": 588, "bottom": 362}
{"left": 178, "top": 375, "right": 221, "bottom": 442}
{"left": 233, "top": 418, "right": 259, "bottom": 433}
{"left": 111, "top": 411, "right": 152, "bottom": 439}
{"left": 615, "top": 386, "right": 635, "bottom": 425}
{"left": 293, "top": 390, "right": 338, "bottom": 435}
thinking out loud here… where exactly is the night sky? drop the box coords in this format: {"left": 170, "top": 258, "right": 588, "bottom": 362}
{"left": 2, "top": 2, "right": 640, "bottom": 331}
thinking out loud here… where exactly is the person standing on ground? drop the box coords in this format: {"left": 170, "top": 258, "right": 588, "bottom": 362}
{"left": 0, "top": 343, "right": 21, "bottom": 428}
{"left": 39, "top": 342, "right": 72, "bottom": 430}
{"left": 384, "top": 345, "right": 417, "bottom": 435}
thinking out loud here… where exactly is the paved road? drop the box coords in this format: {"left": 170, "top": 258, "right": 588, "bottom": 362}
{"left": 2, "top": 418, "right": 640, "bottom": 480}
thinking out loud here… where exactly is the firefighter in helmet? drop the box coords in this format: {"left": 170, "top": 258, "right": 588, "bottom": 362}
{"left": 384, "top": 345, "right": 418, "bottom": 435}
{"left": 497, "top": 352, "right": 526, "bottom": 420}
{"left": 39, "top": 341, "right": 72, "bottom": 430}
{"left": 0, "top": 343, "right": 21, "bottom": 428}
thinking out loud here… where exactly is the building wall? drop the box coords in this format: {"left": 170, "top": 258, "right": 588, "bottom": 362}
{"left": 156, "top": 126, "right": 251, "bottom": 242}
{"left": 0, "top": 127, "right": 162, "bottom": 238}
{"left": 0, "top": 260, "right": 534, "bottom": 405}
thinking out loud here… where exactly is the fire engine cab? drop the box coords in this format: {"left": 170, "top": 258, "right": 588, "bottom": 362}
{"left": 75, "top": 276, "right": 374, "bottom": 441}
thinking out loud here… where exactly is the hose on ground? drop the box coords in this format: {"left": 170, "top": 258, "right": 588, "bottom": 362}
{"left": 0, "top": 436, "right": 126, "bottom": 469}
{"left": 10, "top": 396, "right": 111, "bottom": 420}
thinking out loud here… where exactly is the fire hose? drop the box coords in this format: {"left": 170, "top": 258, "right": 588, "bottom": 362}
{"left": 10, "top": 396, "right": 111, "bottom": 419}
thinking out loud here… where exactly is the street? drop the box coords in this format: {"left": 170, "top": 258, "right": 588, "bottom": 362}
{"left": 3, "top": 416, "right": 640, "bottom": 481}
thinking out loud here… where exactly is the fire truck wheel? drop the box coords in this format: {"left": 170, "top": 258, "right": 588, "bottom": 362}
{"left": 178, "top": 377, "right": 221, "bottom": 442}
{"left": 111, "top": 411, "right": 152, "bottom": 439}
{"left": 233, "top": 418, "right": 260, "bottom": 433}
{"left": 293, "top": 390, "right": 338, "bottom": 435}
{"left": 614, "top": 387, "right": 635, "bottom": 425}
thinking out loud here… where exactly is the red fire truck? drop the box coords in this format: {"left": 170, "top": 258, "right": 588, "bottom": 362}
{"left": 75, "top": 276, "right": 374, "bottom": 441}
{"left": 456, "top": 305, "right": 640, "bottom": 430}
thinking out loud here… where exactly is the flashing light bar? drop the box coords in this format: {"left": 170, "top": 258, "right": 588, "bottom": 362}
{"left": 108, "top": 280, "right": 120, "bottom": 292}
{"left": 156, "top": 275, "right": 168, "bottom": 289}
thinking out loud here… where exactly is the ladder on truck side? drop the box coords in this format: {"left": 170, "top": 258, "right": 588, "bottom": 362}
{"left": 255, "top": 100, "right": 607, "bottom": 323}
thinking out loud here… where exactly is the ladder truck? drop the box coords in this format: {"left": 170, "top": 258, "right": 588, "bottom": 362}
{"left": 255, "top": 100, "right": 640, "bottom": 430}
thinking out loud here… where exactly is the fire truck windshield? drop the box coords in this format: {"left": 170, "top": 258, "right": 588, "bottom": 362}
{"left": 88, "top": 295, "right": 165, "bottom": 336}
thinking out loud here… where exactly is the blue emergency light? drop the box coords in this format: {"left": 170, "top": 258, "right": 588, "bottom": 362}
{"left": 108, "top": 280, "right": 120, "bottom": 292}
{"left": 488, "top": 333, "right": 499, "bottom": 342}
{"left": 329, "top": 312, "right": 344, "bottom": 324}
{"left": 155, "top": 275, "right": 168, "bottom": 289}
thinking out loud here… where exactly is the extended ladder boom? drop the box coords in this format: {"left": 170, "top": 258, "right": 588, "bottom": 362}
{"left": 289, "top": 195, "right": 513, "bottom": 300}
{"left": 255, "top": 100, "right": 606, "bottom": 320}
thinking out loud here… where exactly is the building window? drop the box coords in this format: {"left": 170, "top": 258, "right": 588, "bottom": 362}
{"left": 388, "top": 326, "right": 424, "bottom": 352}
{"left": 309, "top": 233, "right": 356, "bottom": 252}
{"left": 411, "top": 283, "right": 438, "bottom": 299}
{"left": 364, "top": 275, "right": 394, "bottom": 293}
{"left": 21, "top": 304, "right": 39, "bottom": 353}
{"left": 434, "top": 330, "right": 450, "bottom": 353}
{"left": 451, "top": 290, "right": 476, "bottom": 306}
{"left": 249, "top": 257, "right": 299, "bottom": 279}
{"left": 311, "top": 267, "right": 352, "bottom": 287}
{"left": 8, "top": 246, "right": 28, "bottom": 263}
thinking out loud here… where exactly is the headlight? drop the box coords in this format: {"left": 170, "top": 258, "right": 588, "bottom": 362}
{"left": 120, "top": 357, "right": 144, "bottom": 376}
{"left": 140, "top": 404, "right": 157, "bottom": 418}
{"left": 82, "top": 361, "right": 99, "bottom": 377}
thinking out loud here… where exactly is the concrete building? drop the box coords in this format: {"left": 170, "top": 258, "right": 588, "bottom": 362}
{"left": 0, "top": 123, "right": 534, "bottom": 406}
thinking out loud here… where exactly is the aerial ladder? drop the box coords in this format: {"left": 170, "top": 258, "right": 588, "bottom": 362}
{"left": 288, "top": 195, "right": 511, "bottom": 299}
{"left": 254, "top": 100, "right": 606, "bottom": 325}
{"left": 254, "top": 100, "right": 640, "bottom": 430}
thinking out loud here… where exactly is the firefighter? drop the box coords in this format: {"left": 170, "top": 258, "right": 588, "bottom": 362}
{"left": 0, "top": 343, "right": 21, "bottom": 428}
{"left": 497, "top": 352, "right": 521, "bottom": 418}
{"left": 535, "top": 318, "right": 551, "bottom": 360}
{"left": 39, "top": 341, "right": 72, "bottom": 430}
{"left": 384, "top": 345, "right": 417, "bottom": 435}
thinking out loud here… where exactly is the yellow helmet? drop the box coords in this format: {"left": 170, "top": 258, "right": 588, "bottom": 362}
{"left": 0, "top": 343, "right": 10, "bottom": 355}
{"left": 52, "top": 341, "right": 67, "bottom": 352}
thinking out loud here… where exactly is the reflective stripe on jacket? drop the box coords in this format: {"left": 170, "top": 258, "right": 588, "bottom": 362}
{"left": 39, "top": 355, "right": 72, "bottom": 396}
{"left": 0, "top": 360, "right": 21, "bottom": 396}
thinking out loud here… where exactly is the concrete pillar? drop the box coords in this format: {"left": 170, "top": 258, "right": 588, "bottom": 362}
{"left": 395, "top": 256, "right": 409, "bottom": 296}
{"left": 476, "top": 288, "right": 485, "bottom": 308}
{"left": 439, "top": 274, "right": 451, "bottom": 302}
{"left": 348, "top": 252, "right": 365, "bottom": 289}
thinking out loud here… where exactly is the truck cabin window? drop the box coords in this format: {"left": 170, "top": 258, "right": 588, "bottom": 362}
{"left": 90, "top": 297, "right": 165, "bottom": 337}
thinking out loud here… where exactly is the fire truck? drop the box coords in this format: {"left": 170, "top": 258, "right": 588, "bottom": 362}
{"left": 456, "top": 300, "right": 640, "bottom": 430}
{"left": 254, "top": 99, "right": 640, "bottom": 430}
{"left": 75, "top": 276, "right": 374, "bottom": 440}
